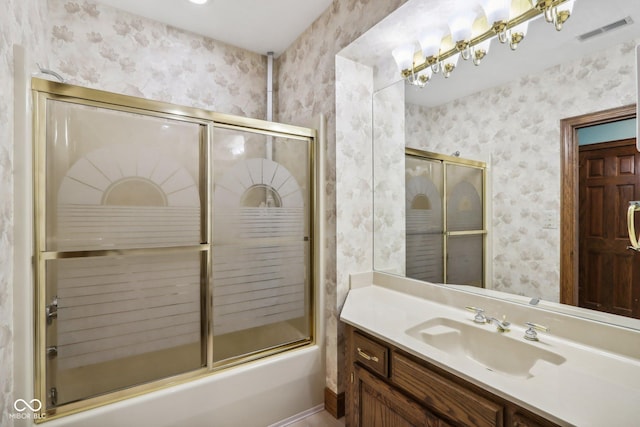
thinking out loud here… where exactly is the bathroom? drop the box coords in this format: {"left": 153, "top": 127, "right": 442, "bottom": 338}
{"left": 2, "top": 0, "right": 640, "bottom": 426}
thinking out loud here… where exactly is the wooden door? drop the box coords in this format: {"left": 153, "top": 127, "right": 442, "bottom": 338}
{"left": 579, "top": 138, "right": 640, "bottom": 318}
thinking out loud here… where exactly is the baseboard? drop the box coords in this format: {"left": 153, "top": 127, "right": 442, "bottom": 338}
{"left": 324, "top": 387, "right": 345, "bottom": 419}
{"left": 267, "top": 404, "right": 324, "bottom": 427}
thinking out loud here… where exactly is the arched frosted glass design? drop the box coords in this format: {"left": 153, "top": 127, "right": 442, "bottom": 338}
{"left": 40, "top": 99, "right": 206, "bottom": 409}
{"left": 404, "top": 150, "right": 486, "bottom": 287}
{"left": 446, "top": 164, "right": 484, "bottom": 232}
{"left": 211, "top": 127, "right": 311, "bottom": 364}
{"left": 405, "top": 156, "right": 443, "bottom": 283}
{"left": 34, "top": 81, "right": 315, "bottom": 418}
{"left": 45, "top": 101, "right": 202, "bottom": 251}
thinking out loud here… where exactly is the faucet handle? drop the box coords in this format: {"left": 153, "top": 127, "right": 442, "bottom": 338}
{"left": 465, "top": 306, "right": 486, "bottom": 324}
{"left": 524, "top": 322, "right": 549, "bottom": 341}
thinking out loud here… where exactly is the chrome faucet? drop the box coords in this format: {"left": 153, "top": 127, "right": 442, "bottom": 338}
{"left": 465, "top": 306, "right": 487, "bottom": 324}
{"left": 524, "top": 322, "right": 549, "bottom": 341}
{"left": 487, "top": 316, "right": 511, "bottom": 332}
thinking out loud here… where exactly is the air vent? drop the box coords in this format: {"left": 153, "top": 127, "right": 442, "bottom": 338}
{"left": 577, "top": 16, "right": 634, "bottom": 42}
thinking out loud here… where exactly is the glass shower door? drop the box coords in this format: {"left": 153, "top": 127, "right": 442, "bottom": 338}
{"left": 38, "top": 100, "right": 208, "bottom": 409}
{"left": 404, "top": 149, "right": 486, "bottom": 287}
{"left": 211, "top": 126, "right": 313, "bottom": 364}
{"left": 33, "top": 79, "right": 317, "bottom": 419}
{"left": 405, "top": 156, "right": 444, "bottom": 282}
{"left": 445, "top": 163, "right": 486, "bottom": 287}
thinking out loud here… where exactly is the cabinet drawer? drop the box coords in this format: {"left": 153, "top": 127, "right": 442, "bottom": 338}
{"left": 353, "top": 331, "right": 389, "bottom": 377}
{"left": 392, "top": 352, "right": 503, "bottom": 427}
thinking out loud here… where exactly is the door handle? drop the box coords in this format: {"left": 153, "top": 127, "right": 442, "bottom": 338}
{"left": 627, "top": 202, "right": 640, "bottom": 251}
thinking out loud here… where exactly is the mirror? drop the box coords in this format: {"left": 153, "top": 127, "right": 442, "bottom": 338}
{"left": 340, "top": 0, "right": 640, "bottom": 329}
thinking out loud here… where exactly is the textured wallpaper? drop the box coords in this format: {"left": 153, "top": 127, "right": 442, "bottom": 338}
{"left": 372, "top": 80, "right": 406, "bottom": 275}
{"left": 277, "top": 0, "right": 407, "bottom": 394}
{"left": 406, "top": 38, "right": 639, "bottom": 301}
{"left": 335, "top": 56, "right": 374, "bottom": 395}
{"left": 47, "top": 0, "right": 268, "bottom": 118}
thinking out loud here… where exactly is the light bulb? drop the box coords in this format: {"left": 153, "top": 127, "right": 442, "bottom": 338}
{"left": 512, "top": 21, "right": 529, "bottom": 37}
{"left": 444, "top": 52, "right": 461, "bottom": 68}
{"left": 509, "top": 21, "right": 528, "bottom": 50}
{"left": 554, "top": 0, "right": 576, "bottom": 30}
{"left": 472, "top": 38, "right": 492, "bottom": 65}
{"left": 418, "top": 67, "right": 433, "bottom": 82}
{"left": 558, "top": 0, "right": 576, "bottom": 14}
{"left": 442, "top": 52, "right": 461, "bottom": 77}
{"left": 412, "top": 68, "right": 433, "bottom": 88}
{"left": 392, "top": 44, "right": 416, "bottom": 72}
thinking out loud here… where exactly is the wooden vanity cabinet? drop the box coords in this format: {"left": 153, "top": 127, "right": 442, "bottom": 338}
{"left": 345, "top": 325, "right": 560, "bottom": 427}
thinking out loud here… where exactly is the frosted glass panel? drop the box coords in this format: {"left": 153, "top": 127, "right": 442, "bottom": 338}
{"left": 46, "top": 252, "right": 204, "bottom": 407}
{"left": 447, "top": 235, "right": 484, "bottom": 286}
{"left": 45, "top": 101, "right": 203, "bottom": 251}
{"left": 446, "top": 164, "right": 483, "bottom": 231}
{"left": 405, "top": 156, "right": 444, "bottom": 282}
{"left": 212, "top": 128, "right": 311, "bottom": 363}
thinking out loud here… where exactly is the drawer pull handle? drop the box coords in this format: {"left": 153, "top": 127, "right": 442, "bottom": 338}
{"left": 357, "top": 347, "right": 379, "bottom": 363}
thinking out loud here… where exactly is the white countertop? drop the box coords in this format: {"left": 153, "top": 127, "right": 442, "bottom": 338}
{"left": 340, "top": 282, "right": 640, "bottom": 427}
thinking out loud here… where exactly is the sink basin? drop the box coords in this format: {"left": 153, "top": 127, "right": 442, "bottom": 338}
{"left": 405, "top": 317, "right": 566, "bottom": 379}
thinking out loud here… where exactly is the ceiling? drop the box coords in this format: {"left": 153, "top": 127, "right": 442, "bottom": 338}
{"left": 339, "top": 0, "right": 640, "bottom": 107}
{"left": 94, "top": 0, "right": 640, "bottom": 107}
{"left": 94, "top": 0, "right": 333, "bottom": 56}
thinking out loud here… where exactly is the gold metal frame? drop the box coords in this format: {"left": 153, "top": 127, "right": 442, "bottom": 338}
{"left": 32, "top": 78, "right": 317, "bottom": 422}
{"left": 405, "top": 147, "right": 487, "bottom": 286}
{"left": 400, "top": 0, "right": 572, "bottom": 79}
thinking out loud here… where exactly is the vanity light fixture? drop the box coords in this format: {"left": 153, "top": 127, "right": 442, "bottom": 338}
{"left": 393, "top": 0, "right": 577, "bottom": 87}
{"left": 189, "top": 0, "right": 208, "bottom": 4}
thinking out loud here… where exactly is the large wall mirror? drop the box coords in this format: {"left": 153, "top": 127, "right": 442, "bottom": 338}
{"left": 340, "top": 0, "right": 640, "bottom": 329}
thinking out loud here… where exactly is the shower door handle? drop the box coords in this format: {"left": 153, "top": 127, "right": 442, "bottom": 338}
{"left": 627, "top": 201, "right": 640, "bottom": 251}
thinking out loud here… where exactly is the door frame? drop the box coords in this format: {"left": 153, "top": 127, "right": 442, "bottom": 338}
{"left": 560, "top": 104, "right": 636, "bottom": 305}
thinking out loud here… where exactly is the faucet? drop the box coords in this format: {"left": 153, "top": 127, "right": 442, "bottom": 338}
{"left": 487, "top": 316, "right": 511, "bottom": 332}
{"left": 466, "top": 307, "right": 511, "bottom": 332}
{"left": 465, "top": 306, "right": 487, "bottom": 324}
{"left": 524, "top": 322, "right": 549, "bottom": 341}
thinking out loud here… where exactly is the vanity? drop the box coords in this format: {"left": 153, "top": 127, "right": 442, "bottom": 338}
{"left": 340, "top": 273, "right": 640, "bottom": 427}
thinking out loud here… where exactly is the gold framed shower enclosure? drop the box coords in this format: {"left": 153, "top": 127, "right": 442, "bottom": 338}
{"left": 405, "top": 147, "right": 487, "bottom": 287}
{"left": 31, "top": 78, "right": 317, "bottom": 421}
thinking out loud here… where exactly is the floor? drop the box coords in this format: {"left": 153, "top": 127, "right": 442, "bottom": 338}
{"left": 283, "top": 410, "right": 345, "bottom": 427}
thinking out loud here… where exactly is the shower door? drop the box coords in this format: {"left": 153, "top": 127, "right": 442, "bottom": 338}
{"left": 405, "top": 149, "right": 486, "bottom": 287}
{"left": 405, "top": 156, "right": 444, "bottom": 282}
{"left": 211, "top": 126, "right": 313, "bottom": 364}
{"left": 33, "top": 79, "right": 316, "bottom": 420}
{"left": 35, "top": 98, "right": 208, "bottom": 410}
{"left": 446, "top": 162, "right": 486, "bottom": 286}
